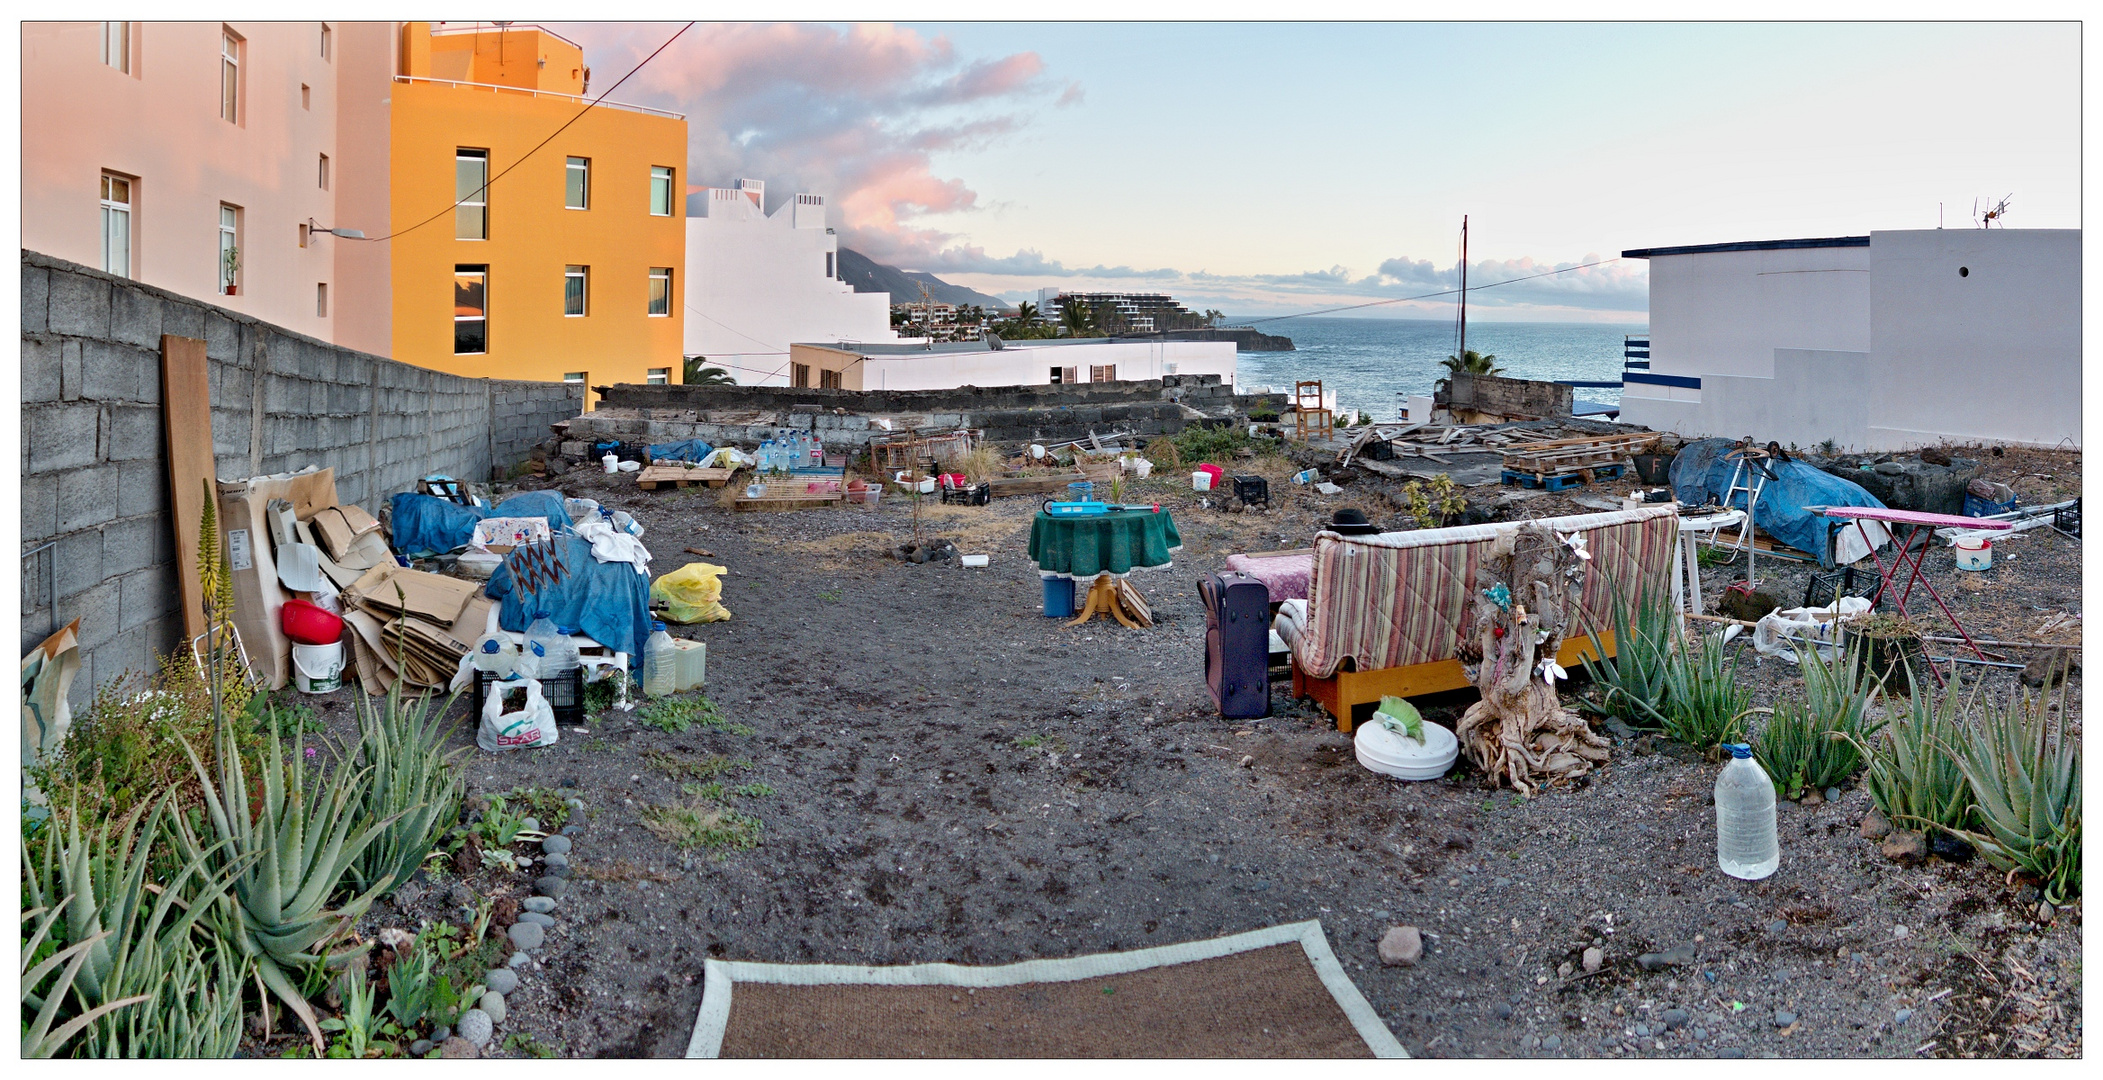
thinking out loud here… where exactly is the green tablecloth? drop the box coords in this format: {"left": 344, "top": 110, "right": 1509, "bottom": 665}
{"left": 1028, "top": 509, "right": 1182, "bottom": 577}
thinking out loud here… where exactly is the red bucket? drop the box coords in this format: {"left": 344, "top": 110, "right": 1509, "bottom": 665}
{"left": 281, "top": 598, "right": 345, "bottom": 647}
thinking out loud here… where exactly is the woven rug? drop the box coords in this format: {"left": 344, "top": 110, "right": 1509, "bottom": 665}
{"left": 685, "top": 920, "right": 1404, "bottom": 1059}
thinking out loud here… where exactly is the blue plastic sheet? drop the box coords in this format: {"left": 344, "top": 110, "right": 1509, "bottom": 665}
{"left": 1669, "top": 438, "right": 1887, "bottom": 558}
{"left": 386, "top": 491, "right": 576, "bottom": 557}
{"left": 647, "top": 438, "right": 714, "bottom": 463}
{"left": 484, "top": 533, "right": 652, "bottom": 657}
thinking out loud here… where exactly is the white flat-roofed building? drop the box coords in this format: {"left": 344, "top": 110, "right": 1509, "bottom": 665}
{"left": 683, "top": 178, "right": 898, "bottom": 384}
{"left": 786, "top": 336, "right": 1237, "bottom": 392}
{"left": 1619, "top": 229, "right": 2079, "bottom": 450}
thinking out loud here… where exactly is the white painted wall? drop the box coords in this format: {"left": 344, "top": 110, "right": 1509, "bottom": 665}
{"left": 795, "top": 339, "right": 1237, "bottom": 392}
{"left": 682, "top": 179, "right": 896, "bottom": 385}
{"left": 1865, "top": 229, "right": 2081, "bottom": 449}
{"left": 1645, "top": 245, "right": 1870, "bottom": 380}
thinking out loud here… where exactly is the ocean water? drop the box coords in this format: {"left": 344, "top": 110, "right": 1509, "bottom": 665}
{"left": 1228, "top": 316, "right": 1647, "bottom": 421}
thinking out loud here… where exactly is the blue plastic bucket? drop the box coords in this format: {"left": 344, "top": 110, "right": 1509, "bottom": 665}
{"left": 1067, "top": 481, "right": 1094, "bottom": 501}
{"left": 1042, "top": 574, "right": 1077, "bottom": 618}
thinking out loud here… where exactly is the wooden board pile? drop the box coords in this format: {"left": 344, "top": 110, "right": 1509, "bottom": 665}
{"left": 1336, "top": 423, "right": 1599, "bottom": 468}
{"left": 1499, "top": 431, "right": 1660, "bottom": 487}
{"left": 635, "top": 464, "right": 740, "bottom": 490}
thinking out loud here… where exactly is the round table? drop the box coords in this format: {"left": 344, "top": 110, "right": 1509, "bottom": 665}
{"left": 1028, "top": 508, "right": 1182, "bottom": 626}
{"left": 1675, "top": 508, "right": 1746, "bottom": 616}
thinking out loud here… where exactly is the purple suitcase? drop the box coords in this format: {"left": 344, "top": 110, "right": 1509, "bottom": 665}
{"left": 1201, "top": 570, "right": 1272, "bottom": 719}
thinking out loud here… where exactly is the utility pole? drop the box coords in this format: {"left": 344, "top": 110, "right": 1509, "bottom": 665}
{"left": 1458, "top": 214, "right": 1469, "bottom": 363}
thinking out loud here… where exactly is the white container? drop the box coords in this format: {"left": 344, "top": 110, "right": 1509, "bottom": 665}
{"left": 457, "top": 551, "right": 504, "bottom": 580}
{"left": 1131, "top": 458, "right": 1153, "bottom": 479}
{"left": 1715, "top": 743, "right": 1780, "bottom": 880}
{"left": 1354, "top": 715, "right": 1458, "bottom": 780}
{"left": 1954, "top": 536, "right": 1992, "bottom": 571}
{"left": 1192, "top": 471, "right": 1214, "bottom": 491}
{"left": 602, "top": 454, "right": 619, "bottom": 474}
{"left": 642, "top": 621, "right": 677, "bottom": 698}
{"left": 617, "top": 460, "right": 641, "bottom": 473}
{"left": 960, "top": 554, "right": 990, "bottom": 568}
{"left": 290, "top": 640, "right": 344, "bottom": 694}
{"left": 669, "top": 638, "right": 707, "bottom": 691}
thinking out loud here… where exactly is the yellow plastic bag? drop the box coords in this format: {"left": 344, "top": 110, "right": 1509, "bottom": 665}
{"left": 651, "top": 562, "right": 732, "bottom": 624}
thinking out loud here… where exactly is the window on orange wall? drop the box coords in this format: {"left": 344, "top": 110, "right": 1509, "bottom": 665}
{"left": 792, "top": 363, "right": 811, "bottom": 388}
{"left": 566, "top": 157, "right": 590, "bottom": 210}
{"left": 455, "top": 267, "right": 487, "bottom": 354}
{"left": 650, "top": 166, "right": 675, "bottom": 216}
{"left": 102, "top": 22, "right": 130, "bottom": 73}
{"left": 647, "top": 368, "right": 670, "bottom": 385}
{"left": 320, "top": 23, "right": 332, "bottom": 60}
{"left": 218, "top": 204, "right": 241, "bottom": 294}
{"left": 318, "top": 153, "right": 330, "bottom": 190}
{"left": 820, "top": 368, "right": 842, "bottom": 390}
{"left": 456, "top": 149, "right": 488, "bottom": 239}
{"left": 564, "top": 265, "right": 589, "bottom": 316}
{"left": 648, "top": 267, "right": 672, "bottom": 316}
{"left": 317, "top": 283, "right": 329, "bottom": 318}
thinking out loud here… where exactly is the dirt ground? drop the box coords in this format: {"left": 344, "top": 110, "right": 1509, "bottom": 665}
{"left": 325, "top": 442, "right": 2080, "bottom": 1059}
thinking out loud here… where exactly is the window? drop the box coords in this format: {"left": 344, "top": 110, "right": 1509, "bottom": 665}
{"left": 454, "top": 267, "right": 487, "bottom": 354}
{"left": 648, "top": 267, "right": 672, "bottom": 316}
{"left": 318, "top": 154, "right": 330, "bottom": 190}
{"left": 101, "top": 22, "right": 129, "bottom": 73}
{"left": 316, "top": 283, "right": 329, "bottom": 318}
{"left": 1089, "top": 365, "right": 1117, "bottom": 383}
{"left": 649, "top": 166, "right": 674, "bottom": 216}
{"left": 320, "top": 24, "right": 331, "bottom": 60}
{"left": 825, "top": 251, "right": 835, "bottom": 278}
{"left": 301, "top": 84, "right": 310, "bottom": 110}
{"left": 218, "top": 204, "right": 240, "bottom": 295}
{"left": 565, "top": 157, "right": 589, "bottom": 210}
{"left": 100, "top": 173, "right": 132, "bottom": 278}
{"left": 792, "top": 363, "right": 811, "bottom": 388}
{"left": 647, "top": 368, "right": 670, "bottom": 385}
{"left": 563, "top": 372, "right": 587, "bottom": 384}
{"left": 299, "top": 222, "right": 310, "bottom": 248}
{"left": 1050, "top": 366, "right": 1077, "bottom": 385}
{"left": 220, "top": 30, "right": 241, "bottom": 123}
{"left": 819, "top": 368, "right": 842, "bottom": 390}
{"left": 564, "top": 265, "right": 588, "bottom": 316}
{"left": 456, "top": 149, "right": 487, "bottom": 239}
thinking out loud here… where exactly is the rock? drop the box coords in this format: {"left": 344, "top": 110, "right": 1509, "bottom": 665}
{"left": 479, "top": 991, "right": 507, "bottom": 1025}
{"left": 520, "top": 816, "right": 540, "bottom": 834}
{"left": 542, "top": 852, "right": 570, "bottom": 870}
{"left": 1774, "top": 1009, "right": 1797, "bottom": 1028}
{"left": 1881, "top": 829, "right": 1927, "bottom": 864}
{"left": 522, "top": 896, "right": 557, "bottom": 914}
{"left": 1377, "top": 925, "right": 1424, "bottom": 966}
{"left": 1766, "top": 919, "right": 1788, "bottom": 934}
{"left": 1702, "top": 970, "right": 1717, "bottom": 983}
{"left": 508, "top": 952, "right": 531, "bottom": 969}
{"left": 1824, "top": 787, "right": 1843, "bottom": 803}
{"left": 1895, "top": 1008, "right": 1913, "bottom": 1026}
{"left": 431, "top": 1026, "right": 451, "bottom": 1042}
{"left": 507, "top": 921, "right": 544, "bottom": 950}
{"left": 485, "top": 968, "right": 519, "bottom": 995}
{"left": 439, "top": 1036, "right": 478, "bottom": 1059}
{"left": 1635, "top": 1023, "right": 1650, "bottom": 1037}
{"left": 1692, "top": 1027, "right": 1707, "bottom": 1041}
{"left": 1637, "top": 943, "right": 1695, "bottom": 971}
{"left": 1540, "top": 1035, "right": 1561, "bottom": 1052}
{"left": 1892, "top": 924, "right": 1910, "bottom": 940}
{"left": 541, "top": 834, "right": 572, "bottom": 855}
{"left": 1800, "top": 788, "right": 1823, "bottom": 806}
{"left": 447, "top": 883, "right": 473, "bottom": 907}
{"left": 1662, "top": 1008, "right": 1689, "bottom": 1029}
{"left": 561, "top": 824, "right": 582, "bottom": 836}
{"left": 2037, "top": 900, "right": 2056, "bottom": 922}
{"left": 515, "top": 856, "right": 533, "bottom": 870}
{"left": 1859, "top": 808, "right": 1892, "bottom": 839}
{"left": 1494, "top": 1003, "right": 1513, "bottom": 1020}
{"left": 456, "top": 1008, "right": 493, "bottom": 1047}
{"left": 534, "top": 875, "right": 569, "bottom": 899}
{"left": 1874, "top": 462, "right": 1906, "bottom": 475}
{"left": 517, "top": 911, "right": 556, "bottom": 928}
{"left": 545, "top": 456, "right": 569, "bottom": 477}
{"left": 1930, "top": 830, "right": 1975, "bottom": 862}
{"left": 1558, "top": 961, "right": 1574, "bottom": 978}
{"left": 1582, "top": 947, "right": 1603, "bottom": 973}
{"left": 408, "top": 1039, "right": 433, "bottom": 1057}
{"left": 1919, "top": 446, "right": 1952, "bottom": 466}
{"left": 546, "top": 864, "right": 573, "bottom": 879}
{"left": 1718, "top": 1047, "right": 1745, "bottom": 1058}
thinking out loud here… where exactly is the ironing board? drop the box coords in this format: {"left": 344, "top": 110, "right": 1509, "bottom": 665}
{"left": 1819, "top": 507, "right": 2009, "bottom": 663}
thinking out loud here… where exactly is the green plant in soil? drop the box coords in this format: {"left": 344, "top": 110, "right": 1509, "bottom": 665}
{"left": 1397, "top": 474, "right": 1466, "bottom": 530}
{"left": 1859, "top": 681, "right": 1976, "bottom": 838}
{"left": 637, "top": 694, "right": 750, "bottom": 735}
{"left": 469, "top": 791, "right": 546, "bottom": 850}
{"left": 641, "top": 749, "right": 751, "bottom": 780}
{"left": 1013, "top": 734, "right": 1045, "bottom": 749}
{"left": 503, "top": 1031, "right": 563, "bottom": 1058}
{"left": 319, "top": 964, "right": 380, "bottom": 1058}
{"left": 640, "top": 788, "right": 763, "bottom": 851}
{"left": 1579, "top": 586, "right": 1676, "bottom": 727}
{"left": 1754, "top": 645, "right": 1885, "bottom": 799}
{"left": 732, "top": 782, "right": 776, "bottom": 798}
{"left": 1944, "top": 684, "right": 2082, "bottom": 905}
{"left": 261, "top": 691, "right": 328, "bottom": 738}
{"left": 39, "top": 651, "right": 268, "bottom": 825}
{"left": 351, "top": 685, "right": 467, "bottom": 898}
{"left": 581, "top": 678, "right": 620, "bottom": 716}
{"left": 495, "top": 786, "right": 574, "bottom": 831}
{"left": 1620, "top": 629, "right": 1751, "bottom": 756}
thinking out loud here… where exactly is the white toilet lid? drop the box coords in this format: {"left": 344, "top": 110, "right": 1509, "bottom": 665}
{"left": 1355, "top": 716, "right": 1459, "bottom": 780}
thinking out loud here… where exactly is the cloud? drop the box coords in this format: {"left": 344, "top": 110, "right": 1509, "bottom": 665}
{"left": 552, "top": 22, "right": 1065, "bottom": 267}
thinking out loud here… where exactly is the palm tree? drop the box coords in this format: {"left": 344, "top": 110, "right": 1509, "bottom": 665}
{"left": 1016, "top": 301, "right": 1040, "bottom": 326}
{"left": 1060, "top": 302, "right": 1096, "bottom": 337}
{"left": 1203, "top": 308, "right": 1224, "bottom": 328}
{"left": 1441, "top": 349, "right": 1502, "bottom": 377}
{"left": 682, "top": 357, "right": 736, "bottom": 385}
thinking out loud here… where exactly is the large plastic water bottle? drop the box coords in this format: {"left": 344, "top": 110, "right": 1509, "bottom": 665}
{"left": 643, "top": 621, "right": 677, "bottom": 698}
{"left": 1715, "top": 743, "right": 1780, "bottom": 879}
{"left": 527, "top": 613, "right": 580, "bottom": 714}
{"left": 470, "top": 633, "right": 520, "bottom": 677}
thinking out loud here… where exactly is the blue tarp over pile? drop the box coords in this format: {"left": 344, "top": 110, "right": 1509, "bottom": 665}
{"left": 647, "top": 438, "right": 714, "bottom": 463}
{"left": 484, "top": 533, "right": 652, "bottom": 657}
{"left": 1669, "top": 438, "right": 1888, "bottom": 558}
{"left": 387, "top": 491, "right": 575, "bottom": 557}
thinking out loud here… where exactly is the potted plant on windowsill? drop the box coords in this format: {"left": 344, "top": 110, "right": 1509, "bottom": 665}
{"left": 1841, "top": 611, "right": 1926, "bottom": 697}
{"left": 222, "top": 246, "right": 241, "bottom": 296}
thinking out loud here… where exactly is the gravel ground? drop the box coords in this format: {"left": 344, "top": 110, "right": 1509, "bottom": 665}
{"left": 320, "top": 443, "right": 2078, "bottom": 1059}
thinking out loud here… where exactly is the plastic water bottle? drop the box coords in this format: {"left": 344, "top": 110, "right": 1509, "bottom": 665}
{"left": 643, "top": 621, "right": 677, "bottom": 698}
{"left": 1715, "top": 743, "right": 1780, "bottom": 879}
{"left": 470, "top": 633, "right": 520, "bottom": 677}
{"left": 526, "top": 613, "right": 580, "bottom": 714}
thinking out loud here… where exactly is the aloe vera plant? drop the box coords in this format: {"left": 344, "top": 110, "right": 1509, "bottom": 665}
{"left": 21, "top": 796, "right": 253, "bottom": 1058}
{"left": 173, "top": 716, "right": 403, "bottom": 1051}
{"left": 1861, "top": 682, "right": 1975, "bottom": 836}
{"left": 1580, "top": 586, "right": 1676, "bottom": 725}
{"left": 1946, "top": 685, "right": 2082, "bottom": 905}
{"left": 1755, "top": 644, "right": 1886, "bottom": 798}
{"left": 350, "top": 683, "right": 466, "bottom": 896}
{"left": 21, "top": 910, "right": 148, "bottom": 1058}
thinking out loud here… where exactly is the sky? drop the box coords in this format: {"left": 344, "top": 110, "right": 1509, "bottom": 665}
{"left": 553, "top": 19, "right": 2081, "bottom": 320}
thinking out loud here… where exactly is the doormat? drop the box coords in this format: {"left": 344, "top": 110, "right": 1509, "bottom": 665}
{"left": 685, "top": 919, "right": 1404, "bottom": 1059}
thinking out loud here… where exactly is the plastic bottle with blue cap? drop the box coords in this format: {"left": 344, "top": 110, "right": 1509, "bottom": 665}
{"left": 643, "top": 620, "right": 677, "bottom": 698}
{"left": 1715, "top": 742, "right": 1779, "bottom": 879}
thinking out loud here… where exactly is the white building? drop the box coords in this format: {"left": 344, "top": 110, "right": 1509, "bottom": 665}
{"left": 683, "top": 178, "right": 897, "bottom": 385}
{"left": 1619, "top": 229, "right": 2080, "bottom": 450}
{"left": 787, "top": 336, "right": 1237, "bottom": 392}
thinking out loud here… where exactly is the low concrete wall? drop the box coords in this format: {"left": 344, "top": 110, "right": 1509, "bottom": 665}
{"left": 20, "top": 250, "right": 583, "bottom": 706}
{"left": 594, "top": 373, "right": 1242, "bottom": 413}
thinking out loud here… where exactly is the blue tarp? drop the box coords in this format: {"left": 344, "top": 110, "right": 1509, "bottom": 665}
{"left": 484, "top": 533, "right": 652, "bottom": 657}
{"left": 387, "top": 491, "right": 576, "bottom": 557}
{"left": 647, "top": 438, "right": 714, "bottom": 463}
{"left": 1669, "top": 438, "right": 1888, "bottom": 558}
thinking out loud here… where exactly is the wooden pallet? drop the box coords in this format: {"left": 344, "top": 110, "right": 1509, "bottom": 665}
{"left": 1502, "top": 463, "right": 1627, "bottom": 491}
{"left": 984, "top": 462, "right": 1122, "bottom": 498}
{"left": 636, "top": 465, "right": 738, "bottom": 490}
{"left": 730, "top": 474, "right": 849, "bottom": 511}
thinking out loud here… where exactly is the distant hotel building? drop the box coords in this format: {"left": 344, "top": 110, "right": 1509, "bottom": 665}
{"left": 1035, "top": 289, "right": 1207, "bottom": 333}
{"left": 788, "top": 336, "right": 1236, "bottom": 392}
{"left": 684, "top": 178, "right": 898, "bottom": 386}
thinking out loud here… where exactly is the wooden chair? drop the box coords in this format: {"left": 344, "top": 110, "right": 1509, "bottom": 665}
{"left": 1292, "top": 380, "right": 1334, "bottom": 441}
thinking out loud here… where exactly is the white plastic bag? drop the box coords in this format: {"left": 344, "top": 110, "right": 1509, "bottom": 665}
{"left": 477, "top": 677, "right": 560, "bottom": 751}
{"left": 1753, "top": 597, "right": 1873, "bottom": 661}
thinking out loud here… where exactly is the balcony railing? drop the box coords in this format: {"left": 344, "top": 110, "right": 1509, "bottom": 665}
{"left": 391, "top": 75, "right": 685, "bottom": 120}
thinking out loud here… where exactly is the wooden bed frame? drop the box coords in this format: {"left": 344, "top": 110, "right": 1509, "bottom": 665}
{"left": 1291, "top": 630, "right": 1616, "bottom": 733}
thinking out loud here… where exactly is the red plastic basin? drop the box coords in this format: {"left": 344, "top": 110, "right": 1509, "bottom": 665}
{"left": 281, "top": 598, "right": 345, "bottom": 647}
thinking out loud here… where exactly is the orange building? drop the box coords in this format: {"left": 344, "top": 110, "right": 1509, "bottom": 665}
{"left": 386, "top": 22, "right": 687, "bottom": 391}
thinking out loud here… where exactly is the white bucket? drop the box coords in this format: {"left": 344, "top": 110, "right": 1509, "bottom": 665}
{"left": 291, "top": 640, "right": 344, "bottom": 694}
{"left": 1193, "top": 471, "right": 1214, "bottom": 491}
{"left": 602, "top": 454, "right": 619, "bottom": 474}
{"left": 1954, "top": 536, "right": 1992, "bottom": 571}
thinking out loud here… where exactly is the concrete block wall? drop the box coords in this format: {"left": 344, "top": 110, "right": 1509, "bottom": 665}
{"left": 20, "top": 251, "right": 583, "bottom": 707}
{"left": 595, "top": 372, "right": 1240, "bottom": 414}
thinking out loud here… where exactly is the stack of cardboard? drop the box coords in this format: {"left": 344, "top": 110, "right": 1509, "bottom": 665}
{"left": 339, "top": 564, "right": 493, "bottom": 692}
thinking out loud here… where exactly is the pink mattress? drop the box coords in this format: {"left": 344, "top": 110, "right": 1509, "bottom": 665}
{"left": 1224, "top": 552, "right": 1313, "bottom": 602}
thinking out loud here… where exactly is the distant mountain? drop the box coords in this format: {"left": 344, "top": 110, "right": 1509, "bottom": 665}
{"left": 837, "top": 247, "right": 1013, "bottom": 312}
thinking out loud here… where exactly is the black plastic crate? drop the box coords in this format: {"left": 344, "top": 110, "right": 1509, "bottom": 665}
{"left": 1231, "top": 475, "right": 1270, "bottom": 510}
{"left": 1803, "top": 565, "right": 1882, "bottom": 611}
{"left": 474, "top": 666, "right": 585, "bottom": 729}
{"left": 2054, "top": 499, "right": 2080, "bottom": 537}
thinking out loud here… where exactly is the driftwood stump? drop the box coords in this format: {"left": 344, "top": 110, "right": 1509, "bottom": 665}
{"left": 1454, "top": 524, "right": 1611, "bottom": 794}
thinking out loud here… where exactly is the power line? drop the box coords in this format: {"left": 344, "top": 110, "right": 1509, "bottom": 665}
{"left": 1224, "top": 257, "right": 1622, "bottom": 327}
{"left": 350, "top": 22, "right": 695, "bottom": 244}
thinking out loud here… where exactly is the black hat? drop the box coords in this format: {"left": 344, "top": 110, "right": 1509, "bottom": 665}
{"left": 1328, "top": 508, "right": 1380, "bottom": 536}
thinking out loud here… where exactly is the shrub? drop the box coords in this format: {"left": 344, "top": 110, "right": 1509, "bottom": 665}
{"left": 1398, "top": 474, "right": 1466, "bottom": 530}
{"left": 1862, "top": 681, "right": 1975, "bottom": 837}
{"left": 1947, "top": 687, "right": 2081, "bottom": 905}
{"left": 1147, "top": 423, "right": 1267, "bottom": 469}
{"left": 1618, "top": 629, "right": 1750, "bottom": 755}
{"left": 1754, "top": 645, "right": 1884, "bottom": 798}
{"left": 1580, "top": 588, "right": 1677, "bottom": 727}
{"left": 351, "top": 686, "right": 466, "bottom": 898}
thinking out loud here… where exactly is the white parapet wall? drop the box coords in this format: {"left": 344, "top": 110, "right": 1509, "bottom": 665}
{"left": 791, "top": 338, "right": 1237, "bottom": 393}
